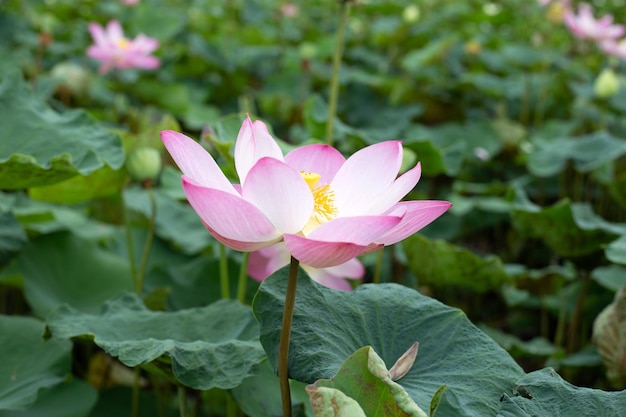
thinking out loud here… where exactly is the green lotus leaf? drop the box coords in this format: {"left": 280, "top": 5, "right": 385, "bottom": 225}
{"left": 0, "top": 70, "right": 123, "bottom": 189}
{"left": 253, "top": 270, "right": 524, "bottom": 417}
{"left": 46, "top": 293, "right": 265, "bottom": 390}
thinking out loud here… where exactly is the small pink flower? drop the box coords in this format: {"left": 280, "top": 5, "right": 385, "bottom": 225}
{"left": 161, "top": 116, "right": 451, "bottom": 268}
{"left": 564, "top": 3, "right": 625, "bottom": 41}
{"left": 248, "top": 242, "right": 364, "bottom": 291}
{"left": 280, "top": 3, "right": 299, "bottom": 18}
{"left": 121, "top": 0, "right": 140, "bottom": 5}
{"left": 600, "top": 38, "right": 626, "bottom": 60}
{"left": 87, "top": 20, "right": 159, "bottom": 74}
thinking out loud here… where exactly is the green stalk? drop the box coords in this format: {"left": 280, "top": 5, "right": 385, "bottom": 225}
{"left": 123, "top": 194, "right": 139, "bottom": 291}
{"left": 237, "top": 252, "right": 250, "bottom": 303}
{"left": 131, "top": 367, "right": 140, "bottom": 417}
{"left": 278, "top": 257, "right": 300, "bottom": 417}
{"left": 325, "top": 1, "right": 350, "bottom": 146}
{"left": 226, "top": 395, "right": 237, "bottom": 417}
{"left": 219, "top": 244, "right": 230, "bottom": 299}
{"left": 136, "top": 187, "right": 157, "bottom": 295}
{"left": 178, "top": 385, "right": 188, "bottom": 417}
{"left": 372, "top": 248, "right": 384, "bottom": 284}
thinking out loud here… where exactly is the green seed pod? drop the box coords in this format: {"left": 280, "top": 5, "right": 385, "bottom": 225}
{"left": 126, "top": 147, "right": 162, "bottom": 182}
{"left": 594, "top": 68, "right": 620, "bottom": 99}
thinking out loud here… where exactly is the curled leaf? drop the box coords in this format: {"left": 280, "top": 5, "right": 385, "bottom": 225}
{"left": 592, "top": 285, "right": 626, "bottom": 389}
{"left": 390, "top": 342, "right": 419, "bottom": 382}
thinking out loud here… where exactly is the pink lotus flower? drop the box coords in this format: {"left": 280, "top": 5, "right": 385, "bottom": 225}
{"left": 248, "top": 242, "right": 364, "bottom": 291}
{"left": 564, "top": 3, "right": 625, "bottom": 41}
{"left": 600, "top": 38, "right": 626, "bottom": 60}
{"left": 161, "top": 116, "right": 451, "bottom": 268}
{"left": 87, "top": 20, "right": 159, "bottom": 74}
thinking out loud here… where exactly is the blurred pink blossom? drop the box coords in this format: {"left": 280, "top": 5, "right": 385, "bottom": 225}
{"left": 248, "top": 242, "right": 364, "bottom": 291}
{"left": 87, "top": 20, "right": 159, "bottom": 74}
{"left": 564, "top": 3, "right": 625, "bottom": 41}
{"left": 280, "top": 3, "right": 299, "bottom": 18}
{"left": 600, "top": 38, "right": 626, "bottom": 60}
{"left": 121, "top": 0, "right": 140, "bottom": 5}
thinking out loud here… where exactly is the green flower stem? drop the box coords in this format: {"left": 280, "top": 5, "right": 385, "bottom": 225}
{"left": 278, "top": 256, "right": 300, "bottom": 417}
{"left": 325, "top": 1, "right": 350, "bottom": 146}
{"left": 373, "top": 248, "right": 384, "bottom": 284}
{"left": 226, "top": 395, "right": 237, "bottom": 417}
{"left": 122, "top": 184, "right": 141, "bottom": 293}
{"left": 178, "top": 385, "right": 188, "bottom": 417}
{"left": 131, "top": 367, "right": 140, "bottom": 417}
{"left": 123, "top": 201, "right": 139, "bottom": 292}
{"left": 237, "top": 252, "right": 250, "bottom": 303}
{"left": 136, "top": 186, "right": 157, "bottom": 295}
{"left": 219, "top": 244, "right": 230, "bottom": 299}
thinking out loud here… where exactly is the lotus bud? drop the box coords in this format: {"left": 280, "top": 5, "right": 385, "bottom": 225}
{"left": 389, "top": 341, "right": 419, "bottom": 381}
{"left": 592, "top": 285, "right": 626, "bottom": 389}
{"left": 126, "top": 147, "right": 162, "bottom": 182}
{"left": 402, "top": 5, "right": 420, "bottom": 23}
{"left": 594, "top": 68, "right": 620, "bottom": 99}
{"left": 50, "top": 62, "right": 89, "bottom": 96}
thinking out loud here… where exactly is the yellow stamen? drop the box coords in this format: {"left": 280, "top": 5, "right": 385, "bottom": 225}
{"left": 300, "top": 171, "right": 337, "bottom": 226}
{"left": 301, "top": 172, "right": 320, "bottom": 189}
{"left": 116, "top": 38, "right": 131, "bottom": 49}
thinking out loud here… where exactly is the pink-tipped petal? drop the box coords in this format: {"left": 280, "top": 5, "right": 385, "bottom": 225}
{"left": 88, "top": 23, "right": 107, "bottom": 46}
{"left": 206, "top": 226, "right": 280, "bottom": 252}
{"left": 161, "top": 130, "right": 237, "bottom": 194}
{"left": 86, "top": 46, "right": 114, "bottom": 61}
{"left": 332, "top": 141, "right": 404, "bottom": 217}
{"left": 130, "top": 55, "right": 160, "bottom": 70}
{"left": 133, "top": 34, "right": 159, "bottom": 53}
{"left": 303, "top": 267, "right": 354, "bottom": 291}
{"left": 307, "top": 215, "right": 402, "bottom": 245}
{"left": 363, "top": 162, "right": 422, "bottom": 215}
{"left": 376, "top": 200, "right": 452, "bottom": 245}
{"left": 285, "top": 144, "right": 346, "bottom": 185}
{"left": 248, "top": 243, "right": 291, "bottom": 282}
{"left": 242, "top": 157, "right": 313, "bottom": 234}
{"left": 182, "top": 176, "right": 281, "bottom": 245}
{"left": 303, "top": 256, "right": 365, "bottom": 289}
{"left": 106, "top": 20, "right": 125, "bottom": 42}
{"left": 284, "top": 234, "right": 368, "bottom": 268}
{"left": 234, "top": 116, "right": 284, "bottom": 183}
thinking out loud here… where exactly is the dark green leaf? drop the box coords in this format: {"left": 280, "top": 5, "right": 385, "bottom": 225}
{"left": 253, "top": 271, "right": 524, "bottom": 417}
{"left": 403, "top": 234, "right": 511, "bottom": 292}
{"left": 0, "top": 316, "right": 71, "bottom": 410}
{"left": 0, "top": 70, "right": 123, "bottom": 189}
{"left": 0, "top": 380, "right": 97, "bottom": 417}
{"left": 47, "top": 293, "right": 265, "bottom": 390}
{"left": 16, "top": 232, "right": 133, "bottom": 317}
{"left": 496, "top": 368, "right": 626, "bottom": 417}
{"left": 123, "top": 187, "right": 212, "bottom": 255}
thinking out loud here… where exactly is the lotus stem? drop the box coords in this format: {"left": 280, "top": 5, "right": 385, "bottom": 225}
{"left": 237, "top": 252, "right": 250, "bottom": 303}
{"left": 325, "top": 1, "right": 350, "bottom": 146}
{"left": 373, "top": 248, "right": 384, "bottom": 284}
{"left": 219, "top": 244, "right": 230, "bottom": 299}
{"left": 123, "top": 195, "right": 139, "bottom": 292}
{"left": 136, "top": 186, "right": 157, "bottom": 295}
{"left": 131, "top": 367, "right": 140, "bottom": 417}
{"left": 278, "top": 256, "right": 300, "bottom": 417}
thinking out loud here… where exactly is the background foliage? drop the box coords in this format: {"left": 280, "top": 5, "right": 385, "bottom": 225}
{"left": 1, "top": 0, "right": 625, "bottom": 416}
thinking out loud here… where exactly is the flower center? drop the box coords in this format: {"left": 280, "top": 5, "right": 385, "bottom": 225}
{"left": 116, "top": 38, "right": 131, "bottom": 49}
{"left": 300, "top": 171, "right": 337, "bottom": 226}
